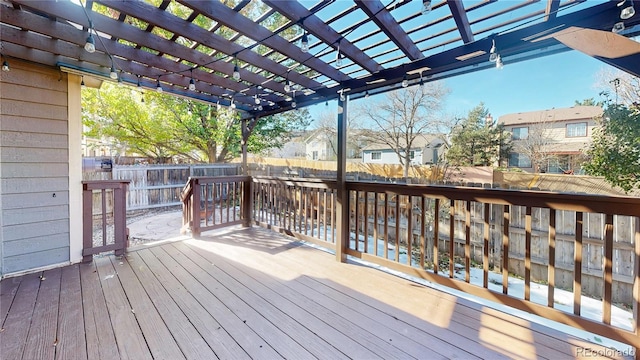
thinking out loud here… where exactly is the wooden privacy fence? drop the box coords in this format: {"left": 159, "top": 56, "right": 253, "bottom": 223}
{"left": 181, "top": 176, "right": 251, "bottom": 237}
{"left": 82, "top": 180, "right": 130, "bottom": 262}
{"left": 85, "top": 164, "right": 239, "bottom": 210}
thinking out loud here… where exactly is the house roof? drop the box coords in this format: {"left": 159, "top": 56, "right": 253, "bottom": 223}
{"left": 499, "top": 106, "right": 603, "bottom": 126}
{"left": 363, "top": 133, "right": 443, "bottom": 151}
{"left": 1, "top": 1, "right": 639, "bottom": 119}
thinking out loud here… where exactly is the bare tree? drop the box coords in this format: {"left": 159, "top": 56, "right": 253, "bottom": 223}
{"left": 313, "top": 110, "right": 366, "bottom": 160}
{"left": 356, "top": 83, "right": 449, "bottom": 180}
{"left": 595, "top": 68, "right": 640, "bottom": 106}
{"left": 512, "top": 116, "right": 556, "bottom": 173}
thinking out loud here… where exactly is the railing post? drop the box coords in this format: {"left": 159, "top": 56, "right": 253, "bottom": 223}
{"left": 335, "top": 93, "right": 349, "bottom": 263}
{"left": 113, "top": 182, "right": 128, "bottom": 256}
{"left": 82, "top": 183, "right": 93, "bottom": 263}
{"left": 192, "top": 178, "right": 201, "bottom": 238}
{"left": 243, "top": 177, "right": 252, "bottom": 227}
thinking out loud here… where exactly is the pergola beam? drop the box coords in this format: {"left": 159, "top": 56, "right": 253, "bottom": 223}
{"left": 545, "top": 0, "right": 561, "bottom": 21}
{"left": 448, "top": 0, "right": 474, "bottom": 44}
{"left": 263, "top": 0, "right": 383, "bottom": 75}
{"left": 355, "top": 0, "right": 424, "bottom": 61}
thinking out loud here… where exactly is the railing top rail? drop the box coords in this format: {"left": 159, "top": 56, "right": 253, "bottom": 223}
{"left": 348, "top": 181, "right": 640, "bottom": 217}
{"left": 252, "top": 176, "right": 337, "bottom": 189}
{"left": 191, "top": 175, "right": 251, "bottom": 184}
{"left": 82, "top": 180, "right": 131, "bottom": 190}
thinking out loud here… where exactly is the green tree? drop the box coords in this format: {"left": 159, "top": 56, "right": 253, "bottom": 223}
{"left": 83, "top": 83, "right": 310, "bottom": 163}
{"left": 584, "top": 104, "right": 640, "bottom": 193}
{"left": 446, "top": 103, "right": 511, "bottom": 167}
{"left": 574, "top": 98, "right": 604, "bottom": 107}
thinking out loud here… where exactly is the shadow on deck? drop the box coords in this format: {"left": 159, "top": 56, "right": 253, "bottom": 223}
{"left": 0, "top": 226, "right": 630, "bottom": 359}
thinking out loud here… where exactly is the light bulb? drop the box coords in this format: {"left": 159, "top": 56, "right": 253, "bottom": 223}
{"left": 292, "top": 101, "right": 297, "bottom": 108}
{"left": 489, "top": 40, "right": 497, "bottom": 62}
{"left": 339, "top": 92, "right": 346, "bottom": 101}
{"left": 231, "top": 101, "right": 236, "bottom": 109}
{"left": 621, "top": 4, "right": 635, "bottom": 19}
{"left": 612, "top": 22, "right": 625, "bottom": 33}
{"left": 156, "top": 79, "right": 163, "bottom": 93}
{"left": 402, "top": 75, "right": 408, "bottom": 88}
{"left": 2, "top": 61, "right": 9, "bottom": 72}
{"left": 258, "top": 105, "right": 263, "bottom": 111}
{"left": 421, "top": 0, "right": 431, "bottom": 15}
{"left": 85, "top": 34, "right": 96, "bottom": 53}
{"left": 110, "top": 64, "right": 118, "bottom": 80}
{"left": 81, "top": 78, "right": 86, "bottom": 87}
{"left": 365, "top": 91, "right": 370, "bottom": 99}
{"left": 254, "top": 95, "right": 260, "bottom": 105}
{"left": 489, "top": 52, "right": 498, "bottom": 62}
{"left": 232, "top": 64, "right": 240, "bottom": 81}
{"left": 336, "top": 54, "right": 344, "bottom": 67}
{"left": 284, "top": 81, "right": 291, "bottom": 92}
{"left": 496, "top": 55, "right": 504, "bottom": 69}
{"left": 301, "top": 32, "right": 309, "bottom": 53}
{"left": 188, "top": 78, "right": 196, "bottom": 91}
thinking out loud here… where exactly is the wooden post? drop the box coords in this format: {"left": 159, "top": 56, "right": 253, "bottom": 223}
{"left": 82, "top": 183, "right": 93, "bottom": 263}
{"left": 242, "top": 177, "right": 252, "bottom": 227}
{"left": 242, "top": 118, "right": 249, "bottom": 176}
{"left": 192, "top": 178, "right": 201, "bottom": 238}
{"left": 335, "top": 94, "right": 349, "bottom": 263}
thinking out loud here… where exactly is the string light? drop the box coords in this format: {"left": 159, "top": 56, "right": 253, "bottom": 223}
{"left": 364, "top": 90, "right": 370, "bottom": 99}
{"left": 156, "top": 77, "right": 163, "bottom": 93}
{"left": 84, "top": 20, "right": 96, "bottom": 53}
{"left": 109, "top": 58, "right": 118, "bottom": 80}
{"left": 489, "top": 39, "right": 498, "bottom": 62}
{"left": 401, "top": 74, "right": 408, "bottom": 88}
{"left": 2, "top": 59, "right": 9, "bottom": 72}
{"left": 336, "top": 41, "right": 344, "bottom": 67}
{"left": 232, "top": 58, "right": 240, "bottom": 81}
{"left": 421, "top": 0, "right": 432, "bottom": 15}
{"left": 496, "top": 54, "right": 504, "bottom": 69}
{"left": 188, "top": 69, "right": 196, "bottom": 91}
{"left": 81, "top": 76, "right": 86, "bottom": 87}
{"left": 301, "top": 31, "right": 309, "bottom": 53}
{"left": 620, "top": 0, "right": 635, "bottom": 19}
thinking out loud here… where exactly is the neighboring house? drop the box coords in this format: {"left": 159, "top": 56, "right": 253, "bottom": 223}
{"left": 362, "top": 134, "right": 446, "bottom": 165}
{"left": 499, "top": 105, "right": 602, "bottom": 173}
{"left": 267, "top": 132, "right": 307, "bottom": 158}
{"left": 305, "top": 128, "right": 368, "bottom": 161}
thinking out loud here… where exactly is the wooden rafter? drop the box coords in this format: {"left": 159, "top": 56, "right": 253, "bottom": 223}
{"left": 545, "top": 0, "right": 561, "bottom": 21}
{"left": 448, "top": 0, "right": 474, "bottom": 44}
{"left": 263, "top": 0, "right": 383, "bottom": 75}
{"left": 355, "top": 0, "right": 423, "bottom": 61}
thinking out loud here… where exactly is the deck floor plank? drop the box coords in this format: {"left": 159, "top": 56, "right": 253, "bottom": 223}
{"left": 0, "top": 272, "right": 41, "bottom": 360}
{"left": 94, "top": 256, "right": 153, "bottom": 360}
{"left": 174, "top": 241, "right": 381, "bottom": 360}
{"left": 55, "top": 264, "right": 87, "bottom": 360}
{"left": 79, "top": 261, "right": 120, "bottom": 360}
{"left": 148, "top": 246, "right": 284, "bottom": 359}
{"left": 160, "top": 244, "right": 318, "bottom": 360}
{"left": 23, "top": 268, "right": 62, "bottom": 360}
{"left": 109, "top": 256, "right": 186, "bottom": 360}
{"left": 172, "top": 242, "right": 350, "bottom": 360}
{"left": 135, "top": 248, "right": 252, "bottom": 359}
{"left": 125, "top": 251, "right": 220, "bottom": 360}
{"left": 1, "top": 226, "right": 632, "bottom": 360}
{"left": 176, "top": 241, "right": 449, "bottom": 360}
{"left": 0, "top": 275, "right": 22, "bottom": 326}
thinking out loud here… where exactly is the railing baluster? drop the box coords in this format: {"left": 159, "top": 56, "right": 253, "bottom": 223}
{"left": 373, "top": 192, "right": 379, "bottom": 256}
{"left": 407, "top": 196, "right": 413, "bottom": 266}
{"left": 604, "top": 213, "right": 614, "bottom": 324}
{"left": 395, "top": 194, "right": 401, "bottom": 263}
{"left": 525, "top": 206, "right": 532, "bottom": 301}
{"left": 548, "top": 209, "right": 556, "bottom": 308}
{"left": 364, "top": 191, "right": 369, "bottom": 254}
{"left": 503, "top": 204, "right": 510, "bottom": 294}
{"left": 450, "top": 199, "right": 455, "bottom": 278}
{"left": 465, "top": 201, "right": 471, "bottom": 283}
{"left": 384, "top": 193, "right": 389, "bottom": 260}
{"left": 483, "top": 203, "right": 490, "bottom": 289}
{"left": 420, "top": 196, "right": 426, "bottom": 270}
{"left": 574, "top": 211, "right": 583, "bottom": 316}
{"left": 633, "top": 217, "right": 640, "bottom": 333}
{"left": 434, "top": 198, "right": 440, "bottom": 275}
{"left": 323, "top": 189, "right": 328, "bottom": 241}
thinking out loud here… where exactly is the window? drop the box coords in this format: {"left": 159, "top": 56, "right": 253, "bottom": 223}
{"left": 566, "top": 122, "right": 587, "bottom": 137}
{"left": 409, "top": 150, "right": 415, "bottom": 159}
{"left": 512, "top": 127, "right": 528, "bottom": 140}
{"left": 509, "top": 153, "right": 531, "bottom": 168}
{"left": 371, "top": 152, "right": 381, "bottom": 160}
{"left": 312, "top": 151, "right": 318, "bottom": 160}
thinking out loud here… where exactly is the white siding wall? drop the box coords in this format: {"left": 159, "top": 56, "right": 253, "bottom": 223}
{"left": 0, "top": 61, "right": 70, "bottom": 275}
{"left": 363, "top": 149, "right": 423, "bottom": 165}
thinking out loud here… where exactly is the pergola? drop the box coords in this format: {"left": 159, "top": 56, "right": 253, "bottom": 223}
{"left": 1, "top": 0, "right": 640, "bottom": 119}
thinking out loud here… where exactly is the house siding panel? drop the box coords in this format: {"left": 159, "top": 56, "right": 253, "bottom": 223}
{"left": 0, "top": 62, "right": 70, "bottom": 276}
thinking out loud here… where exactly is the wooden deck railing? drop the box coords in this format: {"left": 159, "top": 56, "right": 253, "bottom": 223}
{"left": 181, "top": 175, "right": 640, "bottom": 354}
{"left": 251, "top": 177, "right": 337, "bottom": 250}
{"left": 181, "top": 176, "right": 251, "bottom": 237}
{"left": 345, "top": 181, "right": 640, "bottom": 354}
{"left": 82, "top": 180, "right": 130, "bottom": 262}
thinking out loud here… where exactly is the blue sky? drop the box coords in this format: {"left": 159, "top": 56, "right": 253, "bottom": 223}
{"left": 308, "top": 48, "right": 613, "bottom": 126}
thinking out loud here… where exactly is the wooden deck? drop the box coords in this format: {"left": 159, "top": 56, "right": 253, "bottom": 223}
{"left": 0, "top": 226, "right": 630, "bottom": 360}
